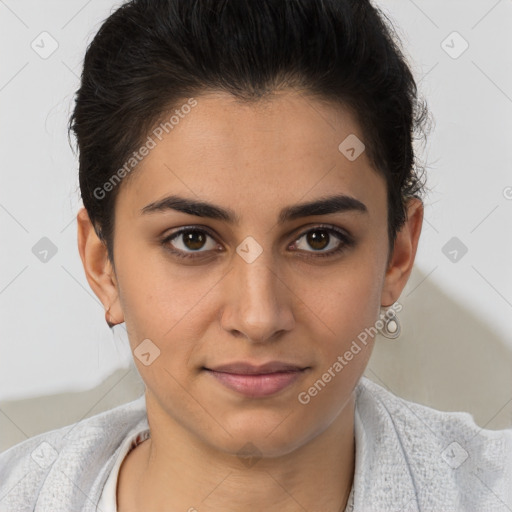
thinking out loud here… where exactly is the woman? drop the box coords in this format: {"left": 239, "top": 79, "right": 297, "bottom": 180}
{"left": 1, "top": 0, "right": 511, "bottom": 510}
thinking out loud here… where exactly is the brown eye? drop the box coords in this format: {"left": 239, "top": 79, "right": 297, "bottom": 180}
{"left": 182, "top": 230, "right": 207, "bottom": 250}
{"left": 161, "top": 228, "right": 219, "bottom": 259}
{"left": 291, "top": 226, "right": 353, "bottom": 258}
{"left": 305, "top": 230, "right": 330, "bottom": 251}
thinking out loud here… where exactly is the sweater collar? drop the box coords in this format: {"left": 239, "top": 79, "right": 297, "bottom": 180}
{"left": 351, "top": 377, "right": 420, "bottom": 511}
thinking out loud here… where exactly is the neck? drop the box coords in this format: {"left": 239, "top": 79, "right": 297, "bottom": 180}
{"left": 118, "top": 393, "right": 356, "bottom": 512}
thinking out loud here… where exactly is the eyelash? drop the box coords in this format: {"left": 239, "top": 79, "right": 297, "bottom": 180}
{"left": 160, "top": 224, "right": 354, "bottom": 261}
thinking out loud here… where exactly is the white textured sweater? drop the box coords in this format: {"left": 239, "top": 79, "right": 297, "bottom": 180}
{"left": 1, "top": 376, "right": 511, "bottom": 511}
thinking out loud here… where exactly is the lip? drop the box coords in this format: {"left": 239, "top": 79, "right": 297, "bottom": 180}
{"left": 203, "top": 361, "right": 309, "bottom": 397}
{"left": 207, "top": 361, "right": 307, "bottom": 375}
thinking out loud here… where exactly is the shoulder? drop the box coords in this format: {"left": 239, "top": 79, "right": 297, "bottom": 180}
{"left": 354, "top": 377, "right": 512, "bottom": 511}
{"left": 0, "top": 394, "right": 148, "bottom": 511}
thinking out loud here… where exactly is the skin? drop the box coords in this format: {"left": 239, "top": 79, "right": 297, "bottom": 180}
{"left": 77, "top": 90, "right": 423, "bottom": 512}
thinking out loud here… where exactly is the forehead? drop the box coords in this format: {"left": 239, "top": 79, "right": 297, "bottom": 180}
{"left": 117, "top": 90, "right": 386, "bottom": 221}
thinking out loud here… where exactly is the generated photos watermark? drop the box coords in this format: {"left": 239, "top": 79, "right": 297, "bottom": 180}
{"left": 93, "top": 97, "right": 198, "bottom": 200}
{"left": 297, "top": 302, "right": 402, "bottom": 404}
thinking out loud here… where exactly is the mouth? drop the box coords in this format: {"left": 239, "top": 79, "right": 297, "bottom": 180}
{"left": 202, "top": 361, "right": 310, "bottom": 397}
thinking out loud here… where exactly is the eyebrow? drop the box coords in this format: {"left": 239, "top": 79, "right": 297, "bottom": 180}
{"left": 140, "top": 193, "right": 368, "bottom": 224}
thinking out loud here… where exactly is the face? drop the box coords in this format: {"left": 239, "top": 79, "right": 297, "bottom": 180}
{"left": 82, "top": 90, "right": 413, "bottom": 458}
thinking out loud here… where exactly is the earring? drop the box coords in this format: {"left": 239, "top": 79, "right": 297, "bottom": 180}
{"left": 379, "top": 307, "right": 401, "bottom": 339}
{"left": 105, "top": 304, "right": 116, "bottom": 328}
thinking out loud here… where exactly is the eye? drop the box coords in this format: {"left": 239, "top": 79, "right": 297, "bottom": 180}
{"left": 161, "top": 227, "right": 220, "bottom": 259}
{"left": 290, "top": 225, "right": 353, "bottom": 258}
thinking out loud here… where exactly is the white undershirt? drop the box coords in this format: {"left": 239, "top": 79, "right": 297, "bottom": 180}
{"left": 97, "top": 429, "right": 150, "bottom": 511}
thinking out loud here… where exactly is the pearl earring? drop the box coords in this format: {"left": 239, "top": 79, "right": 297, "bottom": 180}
{"left": 379, "top": 307, "right": 401, "bottom": 339}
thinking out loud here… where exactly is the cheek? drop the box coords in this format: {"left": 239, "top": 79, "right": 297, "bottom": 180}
{"left": 293, "top": 270, "right": 381, "bottom": 425}
{"left": 299, "top": 256, "right": 383, "bottom": 348}
{"left": 115, "top": 238, "right": 203, "bottom": 332}
{"left": 114, "top": 246, "right": 223, "bottom": 380}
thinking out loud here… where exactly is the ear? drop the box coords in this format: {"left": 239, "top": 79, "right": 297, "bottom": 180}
{"left": 380, "top": 197, "right": 424, "bottom": 307}
{"left": 76, "top": 207, "right": 123, "bottom": 325}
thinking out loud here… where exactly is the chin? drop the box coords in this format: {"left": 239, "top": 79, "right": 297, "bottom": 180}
{"left": 201, "top": 411, "right": 316, "bottom": 460}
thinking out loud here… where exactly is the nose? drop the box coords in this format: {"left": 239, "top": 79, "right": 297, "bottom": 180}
{"left": 220, "top": 251, "right": 295, "bottom": 344}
